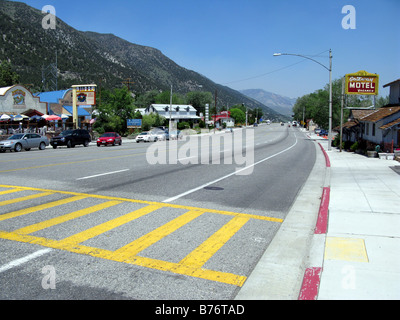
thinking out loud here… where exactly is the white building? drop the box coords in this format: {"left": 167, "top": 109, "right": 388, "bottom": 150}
{"left": 0, "top": 85, "right": 47, "bottom": 116}
{"left": 384, "top": 79, "right": 400, "bottom": 105}
{"left": 145, "top": 104, "right": 201, "bottom": 123}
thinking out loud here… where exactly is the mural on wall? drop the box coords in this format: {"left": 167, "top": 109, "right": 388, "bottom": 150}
{"left": 12, "top": 89, "right": 26, "bottom": 106}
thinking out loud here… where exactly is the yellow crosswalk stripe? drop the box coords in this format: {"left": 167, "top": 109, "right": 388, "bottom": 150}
{"left": 179, "top": 216, "right": 250, "bottom": 268}
{"left": 0, "top": 188, "right": 24, "bottom": 196}
{"left": 0, "top": 195, "right": 86, "bottom": 222}
{"left": 57, "top": 204, "right": 162, "bottom": 247}
{"left": 112, "top": 210, "right": 204, "bottom": 260}
{"left": 0, "top": 184, "right": 284, "bottom": 286}
{"left": 0, "top": 192, "right": 54, "bottom": 208}
{"left": 14, "top": 201, "right": 122, "bottom": 235}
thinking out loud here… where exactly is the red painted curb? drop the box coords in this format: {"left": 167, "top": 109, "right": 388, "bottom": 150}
{"left": 318, "top": 143, "right": 331, "bottom": 167}
{"left": 315, "top": 187, "right": 330, "bottom": 234}
{"left": 298, "top": 267, "right": 322, "bottom": 300}
{"left": 298, "top": 141, "right": 331, "bottom": 300}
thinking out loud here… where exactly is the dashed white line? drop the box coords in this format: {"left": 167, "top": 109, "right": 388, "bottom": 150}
{"left": 77, "top": 169, "right": 130, "bottom": 180}
{"left": 0, "top": 249, "right": 53, "bottom": 273}
{"left": 164, "top": 133, "right": 298, "bottom": 203}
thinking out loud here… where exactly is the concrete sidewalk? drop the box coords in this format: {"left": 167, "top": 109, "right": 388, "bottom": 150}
{"left": 310, "top": 132, "right": 400, "bottom": 300}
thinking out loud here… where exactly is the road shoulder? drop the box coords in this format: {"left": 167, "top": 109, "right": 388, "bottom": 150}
{"left": 235, "top": 138, "right": 327, "bottom": 300}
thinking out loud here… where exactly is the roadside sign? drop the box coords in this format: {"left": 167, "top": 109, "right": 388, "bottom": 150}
{"left": 345, "top": 70, "right": 379, "bottom": 95}
{"left": 127, "top": 119, "right": 142, "bottom": 128}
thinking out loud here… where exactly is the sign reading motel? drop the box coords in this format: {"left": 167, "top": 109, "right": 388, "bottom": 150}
{"left": 345, "top": 70, "right": 379, "bottom": 95}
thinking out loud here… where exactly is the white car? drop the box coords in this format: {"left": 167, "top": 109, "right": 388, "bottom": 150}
{"left": 169, "top": 130, "right": 183, "bottom": 140}
{"left": 152, "top": 130, "right": 168, "bottom": 141}
{"left": 135, "top": 132, "right": 157, "bottom": 143}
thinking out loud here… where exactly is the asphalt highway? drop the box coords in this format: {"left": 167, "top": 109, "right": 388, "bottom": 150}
{"left": 0, "top": 123, "right": 318, "bottom": 300}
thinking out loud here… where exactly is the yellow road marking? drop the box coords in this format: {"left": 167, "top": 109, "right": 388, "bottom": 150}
{"left": 58, "top": 204, "right": 162, "bottom": 247}
{"left": 0, "top": 192, "right": 54, "bottom": 207}
{"left": 0, "top": 153, "right": 146, "bottom": 173}
{"left": 0, "top": 184, "right": 283, "bottom": 223}
{"left": 0, "top": 184, "right": 283, "bottom": 286}
{"left": 0, "top": 195, "right": 86, "bottom": 222}
{"left": 112, "top": 210, "right": 204, "bottom": 259}
{"left": 14, "top": 201, "right": 122, "bottom": 235}
{"left": 180, "top": 216, "right": 250, "bottom": 268}
{"left": 0, "top": 188, "right": 24, "bottom": 196}
{"left": 0, "top": 229, "right": 246, "bottom": 286}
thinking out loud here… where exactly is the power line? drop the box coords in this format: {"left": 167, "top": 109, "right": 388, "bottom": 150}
{"left": 222, "top": 50, "right": 330, "bottom": 85}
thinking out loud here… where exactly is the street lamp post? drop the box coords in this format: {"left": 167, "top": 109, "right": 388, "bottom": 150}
{"left": 273, "top": 50, "right": 333, "bottom": 151}
{"left": 169, "top": 84, "right": 173, "bottom": 134}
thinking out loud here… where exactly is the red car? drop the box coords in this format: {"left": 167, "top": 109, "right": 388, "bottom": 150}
{"left": 97, "top": 132, "right": 122, "bottom": 147}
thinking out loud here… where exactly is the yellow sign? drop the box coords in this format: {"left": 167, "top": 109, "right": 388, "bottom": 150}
{"left": 345, "top": 70, "right": 379, "bottom": 95}
{"left": 71, "top": 84, "right": 97, "bottom": 129}
{"left": 73, "top": 85, "right": 97, "bottom": 106}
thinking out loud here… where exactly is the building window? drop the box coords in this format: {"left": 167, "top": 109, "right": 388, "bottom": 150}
{"left": 372, "top": 123, "right": 376, "bottom": 136}
{"left": 366, "top": 123, "right": 369, "bottom": 135}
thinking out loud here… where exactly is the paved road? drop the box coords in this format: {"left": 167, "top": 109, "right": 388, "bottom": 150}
{"left": 0, "top": 124, "right": 317, "bottom": 300}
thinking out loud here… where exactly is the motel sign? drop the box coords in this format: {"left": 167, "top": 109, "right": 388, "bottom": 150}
{"left": 345, "top": 70, "right": 379, "bottom": 96}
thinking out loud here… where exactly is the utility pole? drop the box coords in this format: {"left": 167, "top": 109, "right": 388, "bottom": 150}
{"left": 122, "top": 78, "right": 134, "bottom": 91}
{"left": 214, "top": 89, "right": 218, "bottom": 133}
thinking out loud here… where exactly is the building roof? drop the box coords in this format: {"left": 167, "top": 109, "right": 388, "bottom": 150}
{"left": 383, "top": 79, "right": 400, "bottom": 88}
{"left": 149, "top": 104, "right": 197, "bottom": 112}
{"left": 350, "top": 109, "right": 376, "bottom": 120}
{"left": 380, "top": 118, "right": 400, "bottom": 130}
{"left": 63, "top": 106, "right": 91, "bottom": 117}
{"left": 0, "top": 86, "right": 14, "bottom": 96}
{"left": 34, "top": 90, "right": 71, "bottom": 103}
{"left": 361, "top": 106, "right": 400, "bottom": 123}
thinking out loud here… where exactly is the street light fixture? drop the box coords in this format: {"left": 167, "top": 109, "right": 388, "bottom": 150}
{"left": 273, "top": 50, "right": 333, "bottom": 151}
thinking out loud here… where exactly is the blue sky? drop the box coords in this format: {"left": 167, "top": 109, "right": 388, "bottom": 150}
{"left": 17, "top": 0, "right": 400, "bottom": 99}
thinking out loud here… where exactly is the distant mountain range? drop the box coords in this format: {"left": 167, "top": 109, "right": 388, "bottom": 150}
{"left": 0, "top": 0, "right": 289, "bottom": 121}
{"left": 240, "top": 89, "right": 297, "bottom": 117}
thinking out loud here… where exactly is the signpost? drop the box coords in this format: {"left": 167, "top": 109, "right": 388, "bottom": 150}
{"left": 127, "top": 119, "right": 142, "bottom": 129}
{"left": 340, "top": 70, "right": 379, "bottom": 152}
{"left": 345, "top": 70, "right": 379, "bottom": 96}
{"left": 72, "top": 84, "right": 97, "bottom": 129}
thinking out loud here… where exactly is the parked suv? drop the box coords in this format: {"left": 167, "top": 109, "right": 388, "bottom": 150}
{"left": 50, "top": 129, "right": 91, "bottom": 149}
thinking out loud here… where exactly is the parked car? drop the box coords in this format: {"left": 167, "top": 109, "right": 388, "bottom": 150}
{"left": 152, "top": 130, "right": 168, "bottom": 141}
{"left": 50, "top": 129, "right": 91, "bottom": 149}
{"left": 97, "top": 132, "right": 122, "bottom": 147}
{"left": 169, "top": 130, "right": 182, "bottom": 140}
{"left": 319, "top": 129, "right": 328, "bottom": 136}
{"left": 0, "top": 133, "right": 49, "bottom": 153}
{"left": 135, "top": 131, "right": 157, "bottom": 143}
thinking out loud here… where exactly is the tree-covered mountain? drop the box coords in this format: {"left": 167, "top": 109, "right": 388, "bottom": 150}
{"left": 0, "top": 0, "right": 285, "bottom": 120}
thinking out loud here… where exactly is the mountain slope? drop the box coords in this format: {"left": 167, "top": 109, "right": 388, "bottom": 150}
{"left": 0, "top": 0, "right": 285, "bottom": 120}
{"left": 240, "top": 89, "right": 297, "bottom": 116}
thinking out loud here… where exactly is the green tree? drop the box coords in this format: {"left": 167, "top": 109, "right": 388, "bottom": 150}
{"left": 230, "top": 108, "right": 246, "bottom": 125}
{"left": 141, "top": 113, "right": 166, "bottom": 131}
{"left": 0, "top": 60, "right": 19, "bottom": 87}
{"left": 155, "top": 90, "right": 185, "bottom": 104}
{"left": 134, "top": 90, "right": 158, "bottom": 109}
{"left": 94, "top": 87, "right": 135, "bottom": 134}
{"left": 186, "top": 91, "right": 213, "bottom": 115}
{"left": 292, "top": 78, "right": 387, "bottom": 129}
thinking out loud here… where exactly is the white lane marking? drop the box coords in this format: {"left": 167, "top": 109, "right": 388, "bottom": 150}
{"left": 163, "top": 133, "right": 298, "bottom": 203}
{"left": 77, "top": 169, "right": 130, "bottom": 181}
{"left": 0, "top": 249, "right": 53, "bottom": 273}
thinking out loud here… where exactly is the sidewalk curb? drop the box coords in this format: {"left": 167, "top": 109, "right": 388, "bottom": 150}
{"left": 298, "top": 141, "right": 331, "bottom": 300}
{"left": 235, "top": 135, "right": 327, "bottom": 300}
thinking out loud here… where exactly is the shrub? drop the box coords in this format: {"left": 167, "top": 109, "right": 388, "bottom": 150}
{"left": 350, "top": 141, "right": 359, "bottom": 152}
